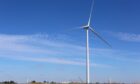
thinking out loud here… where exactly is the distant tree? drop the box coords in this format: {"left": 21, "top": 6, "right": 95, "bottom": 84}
{"left": 43, "top": 81, "right": 46, "bottom": 83}
{"left": 10, "top": 81, "right": 16, "bottom": 84}
{"left": 50, "top": 81, "right": 56, "bottom": 84}
{"left": 2, "top": 81, "right": 16, "bottom": 84}
{"left": 95, "top": 82, "right": 100, "bottom": 84}
{"left": 43, "top": 81, "right": 49, "bottom": 84}
{"left": 31, "top": 80, "right": 36, "bottom": 84}
{"left": 3, "top": 81, "right": 8, "bottom": 84}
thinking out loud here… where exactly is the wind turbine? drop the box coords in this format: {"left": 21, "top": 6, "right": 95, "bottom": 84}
{"left": 76, "top": 0, "right": 111, "bottom": 83}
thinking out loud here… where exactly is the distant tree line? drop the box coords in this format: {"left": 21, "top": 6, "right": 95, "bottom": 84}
{"left": 30, "top": 80, "right": 57, "bottom": 84}
{"left": 0, "top": 81, "right": 16, "bottom": 84}
{"left": 0, "top": 80, "right": 127, "bottom": 84}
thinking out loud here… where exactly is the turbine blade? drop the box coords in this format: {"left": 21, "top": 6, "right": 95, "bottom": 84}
{"left": 88, "top": 0, "right": 94, "bottom": 26}
{"left": 89, "top": 27, "right": 112, "bottom": 47}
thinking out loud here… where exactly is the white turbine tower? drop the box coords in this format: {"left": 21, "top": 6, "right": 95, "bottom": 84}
{"left": 76, "top": 0, "right": 111, "bottom": 83}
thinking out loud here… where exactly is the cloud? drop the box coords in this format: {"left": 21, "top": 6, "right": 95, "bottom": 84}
{"left": 92, "top": 47, "right": 140, "bottom": 63}
{"left": 6, "top": 55, "right": 111, "bottom": 68}
{"left": 101, "top": 31, "right": 140, "bottom": 62}
{"left": 0, "top": 33, "right": 140, "bottom": 68}
{"left": 0, "top": 34, "right": 111, "bottom": 68}
{"left": 108, "top": 32, "right": 140, "bottom": 42}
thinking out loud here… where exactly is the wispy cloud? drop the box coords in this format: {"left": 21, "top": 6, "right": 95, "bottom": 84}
{"left": 7, "top": 55, "right": 111, "bottom": 68}
{"left": 94, "top": 44, "right": 140, "bottom": 63}
{"left": 0, "top": 34, "right": 111, "bottom": 68}
{"left": 0, "top": 33, "right": 140, "bottom": 68}
{"left": 108, "top": 31, "right": 140, "bottom": 42}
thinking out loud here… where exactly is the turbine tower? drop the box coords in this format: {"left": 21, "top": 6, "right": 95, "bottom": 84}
{"left": 79, "top": 0, "right": 111, "bottom": 83}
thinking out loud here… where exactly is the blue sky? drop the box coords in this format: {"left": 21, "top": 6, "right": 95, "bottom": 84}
{"left": 0, "top": 0, "right": 140, "bottom": 83}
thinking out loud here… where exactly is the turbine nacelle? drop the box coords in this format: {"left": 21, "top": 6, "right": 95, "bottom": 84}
{"left": 82, "top": 25, "right": 90, "bottom": 30}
